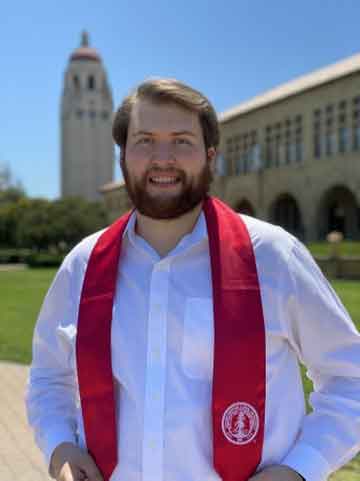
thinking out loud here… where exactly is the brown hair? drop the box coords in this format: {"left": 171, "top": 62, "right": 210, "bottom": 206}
{"left": 112, "top": 78, "right": 220, "bottom": 156}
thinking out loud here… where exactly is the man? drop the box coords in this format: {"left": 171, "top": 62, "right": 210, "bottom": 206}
{"left": 26, "top": 78, "right": 360, "bottom": 481}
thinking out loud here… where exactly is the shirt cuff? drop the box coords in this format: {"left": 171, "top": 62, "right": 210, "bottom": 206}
{"left": 39, "top": 424, "right": 78, "bottom": 471}
{"left": 281, "top": 442, "right": 332, "bottom": 481}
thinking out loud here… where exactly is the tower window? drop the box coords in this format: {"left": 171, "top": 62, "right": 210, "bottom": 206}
{"left": 88, "top": 75, "right": 95, "bottom": 90}
{"left": 73, "top": 75, "right": 80, "bottom": 89}
{"left": 102, "top": 111, "right": 109, "bottom": 120}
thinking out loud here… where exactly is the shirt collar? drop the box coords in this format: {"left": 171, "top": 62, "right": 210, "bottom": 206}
{"left": 123, "top": 209, "right": 208, "bottom": 257}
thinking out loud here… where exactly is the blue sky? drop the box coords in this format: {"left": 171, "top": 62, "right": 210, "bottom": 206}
{"left": 1, "top": 0, "right": 359, "bottom": 199}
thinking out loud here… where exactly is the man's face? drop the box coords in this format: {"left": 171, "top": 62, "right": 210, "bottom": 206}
{"left": 121, "top": 99, "right": 214, "bottom": 219}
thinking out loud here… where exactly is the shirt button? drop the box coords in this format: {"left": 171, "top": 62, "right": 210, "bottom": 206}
{"left": 153, "top": 348, "right": 160, "bottom": 357}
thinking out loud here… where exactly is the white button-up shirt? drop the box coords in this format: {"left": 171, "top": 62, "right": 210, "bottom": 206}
{"left": 26, "top": 211, "right": 360, "bottom": 481}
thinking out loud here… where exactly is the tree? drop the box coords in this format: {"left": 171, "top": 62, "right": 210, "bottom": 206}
{"left": 14, "top": 198, "right": 53, "bottom": 250}
{"left": 0, "top": 163, "right": 108, "bottom": 251}
{"left": 48, "top": 197, "right": 108, "bottom": 249}
{"left": 0, "top": 164, "right": 25, "bottom": 202}
{"left": 1, "top": 196, "right": 108, "bottom": 251}
{"left": 0, "top": 202, "right": 19, "bottom": 247}
{"left": 0, "top": 164, "right": 12, "bottom": 190}
{"left": 0, "top": 163, "right": 26, "bottom": 247}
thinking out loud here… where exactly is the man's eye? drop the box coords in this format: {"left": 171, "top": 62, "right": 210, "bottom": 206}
{"left": 174, "top": 138, "right": 191, "bottom": 145}
{"left": 137, "top": 137, "right": 152, "bottom": 145}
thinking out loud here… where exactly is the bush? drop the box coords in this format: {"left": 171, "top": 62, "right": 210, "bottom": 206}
{"left": 26, "top": 253, "right": 65, "bottom": 268}
{"left": 0, "top": 249, "right": 32, "bottom": 264}
{"left": 1, "top": 195, "right": 108, "bottom": 252}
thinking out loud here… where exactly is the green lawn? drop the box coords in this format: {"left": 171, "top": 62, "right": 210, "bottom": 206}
{"left": 0, "top": 268, "right": 57, "bottom": 363}
{"left": 0, "top": 268, "right": 359, "bottom": 479}
{"left": 307, "top": 241, "right": 360, "bottom": 258}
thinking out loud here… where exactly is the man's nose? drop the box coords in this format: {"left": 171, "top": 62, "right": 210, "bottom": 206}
{"left": 150, "top": 141, "right": 176, "bottom": 163}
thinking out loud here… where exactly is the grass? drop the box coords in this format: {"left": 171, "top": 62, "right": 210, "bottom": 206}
{"left": 331, "top": 280, "right": 360, "bottom": 324}
{"left": 0, "top": 268, "right": 57, "bottom": 363}
{"left": 0, "top": 269, "right": 359, "bottom": 479}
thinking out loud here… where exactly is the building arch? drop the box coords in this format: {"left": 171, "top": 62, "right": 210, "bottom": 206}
{"left": 269, "top": 193, "right": 304, "bottom": 239}
{"left": 235, "top": 199, "right": 256, "bottom": 217}
{"left": 317, "top": 185, "right": 359, "bottom": 240}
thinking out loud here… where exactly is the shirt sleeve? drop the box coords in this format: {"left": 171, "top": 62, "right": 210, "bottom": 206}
{"left": 25, "top": 254, "right": 83, "bottom": 468}
{"left": 280, "top": 238, "right": 360, "bottom": 481}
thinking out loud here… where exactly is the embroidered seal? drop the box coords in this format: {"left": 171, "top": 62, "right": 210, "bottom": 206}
{"left": 222, "top": 402, "right": 259, "bottom": 445}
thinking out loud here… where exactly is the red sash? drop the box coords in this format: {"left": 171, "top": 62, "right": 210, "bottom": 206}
{"left": 76, "top": 196, "right": 266, "bottom": 481}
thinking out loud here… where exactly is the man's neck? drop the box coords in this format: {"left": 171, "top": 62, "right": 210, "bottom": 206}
{"left": 135, "top": 203, "right": 203, "bottom": 257}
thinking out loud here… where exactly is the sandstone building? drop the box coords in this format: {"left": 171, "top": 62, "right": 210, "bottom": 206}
{"left": 101, "top": 52, "right": 360, "bottom": 241}
{"left": 61, "top": 32, "right": 114, "bottom": 201}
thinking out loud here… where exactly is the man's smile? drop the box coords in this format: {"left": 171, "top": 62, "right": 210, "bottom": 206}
{"left": 149, "top": 175, "right": 181, "bottom": 185}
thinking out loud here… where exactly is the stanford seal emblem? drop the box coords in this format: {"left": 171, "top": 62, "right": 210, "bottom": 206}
{"left": 222, "top": 402, "right": 259, "bottom": 445}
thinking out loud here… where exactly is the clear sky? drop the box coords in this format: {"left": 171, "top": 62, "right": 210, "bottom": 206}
{"left": 1, "top": 0, "right": 359, "bottom": 199}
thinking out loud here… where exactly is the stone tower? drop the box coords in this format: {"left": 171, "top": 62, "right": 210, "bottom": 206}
{"left": 61, "top": 31, "right": 114, "bottom": 201}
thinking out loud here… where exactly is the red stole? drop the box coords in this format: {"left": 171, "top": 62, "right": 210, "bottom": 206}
{"left": 76, "top": 196, "right": 266, "bottom": 481}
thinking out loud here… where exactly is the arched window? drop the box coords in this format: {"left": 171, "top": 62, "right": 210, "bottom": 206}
{"left": 88, "top": 75, "right": 95, "bottom": 90}
{"left": 73, "top": 75, "right": 80, "bottom": 89}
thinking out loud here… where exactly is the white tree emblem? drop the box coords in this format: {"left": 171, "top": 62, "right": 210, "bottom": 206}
{"left": 222, "top": 402, "right": 259, "bottom": 445}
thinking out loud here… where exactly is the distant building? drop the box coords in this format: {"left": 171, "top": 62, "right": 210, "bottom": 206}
{"left": 61, "top": 32, "right": 114, "bottom": 201}
{"left": 216, "top": 52, "right": 360, "bottom": 241}
{"left": 102, "top": 52, "right": 360, "bottom": 241}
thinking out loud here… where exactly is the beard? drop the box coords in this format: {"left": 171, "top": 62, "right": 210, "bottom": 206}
{"left": 121, "top": 160, "right": 213, "bottom": 220}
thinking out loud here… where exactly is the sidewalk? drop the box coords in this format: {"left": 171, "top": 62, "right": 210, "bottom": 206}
{"left": 0, "top": 361, "right": 50, "bottom": 480}
{"left": 0, "top": 263, "right": 27, "bottom": 272}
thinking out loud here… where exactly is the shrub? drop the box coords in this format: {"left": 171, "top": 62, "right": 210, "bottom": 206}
{"left": 0, "top": 249, "right": 32, "bottom": 264}
{"left": 26, "top": 253, "right": 65, "bottom": 268}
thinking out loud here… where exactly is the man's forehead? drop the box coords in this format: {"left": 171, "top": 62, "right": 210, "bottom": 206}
{"left": 129, "top": 99, "right": 201, "bottom": 132}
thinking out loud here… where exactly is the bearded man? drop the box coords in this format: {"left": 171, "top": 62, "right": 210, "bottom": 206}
{"left": 26, "top": 78, "right": 360, "bottom": 481}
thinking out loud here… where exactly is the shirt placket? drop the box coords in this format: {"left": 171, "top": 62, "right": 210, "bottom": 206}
{"left": 142, "top": 258, "right": 170, "bottom": 481}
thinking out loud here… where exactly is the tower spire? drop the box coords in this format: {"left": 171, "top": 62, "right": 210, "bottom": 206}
{"left": 81, "top": 30, "right": 89, "bottom": 47}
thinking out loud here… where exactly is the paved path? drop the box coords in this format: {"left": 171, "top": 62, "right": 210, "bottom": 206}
{"left": 0, "top": 263, "right": 27, "bottom": 272}
{"left": 0, "top": 362, "right": 51, "bottom": 480}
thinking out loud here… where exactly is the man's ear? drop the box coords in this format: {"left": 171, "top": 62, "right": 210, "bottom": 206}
{"left": 207, "top": 147, "right": 217, "bottom": 173}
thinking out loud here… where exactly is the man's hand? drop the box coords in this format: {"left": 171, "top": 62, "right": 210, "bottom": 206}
{"left": 50, "top": 442, "right": 104, "bottom": 481}
{"left": 249, "top": 464, "right": 304, "bottom": 481}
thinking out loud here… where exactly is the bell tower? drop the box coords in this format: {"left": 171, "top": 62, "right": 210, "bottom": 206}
{"left": 61, "top": 31, "right": 114, "bottom": 201}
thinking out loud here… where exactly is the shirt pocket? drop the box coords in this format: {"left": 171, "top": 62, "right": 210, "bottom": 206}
{"left": 181, "top": 297, "right": 214, "bottom": 380}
